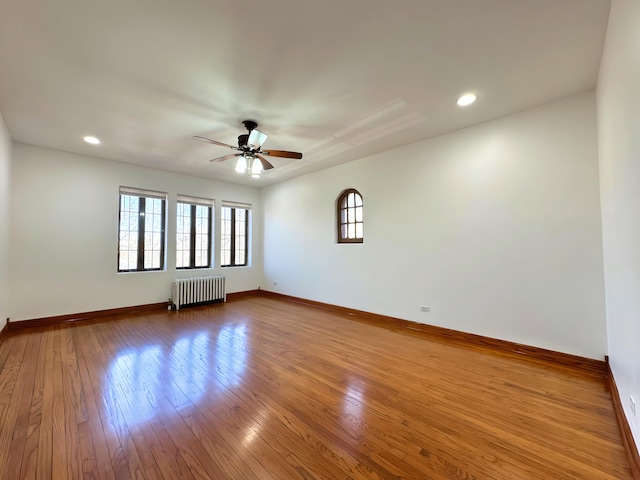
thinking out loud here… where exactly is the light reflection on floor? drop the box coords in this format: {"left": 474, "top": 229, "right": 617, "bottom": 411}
{"left": 214, "top": 324, "right": 247, "bottom": 388}
{"left": 170, "top": 332, "right": 210, "bottom": 398}
{"left": 341, "top": 380, "right": 366, "bottom": 433}
{"left": 344, "top": 382, "right": 365, "bottom": 416}
{"left": 104, "top": 324, "right": 248, "bottom": 430}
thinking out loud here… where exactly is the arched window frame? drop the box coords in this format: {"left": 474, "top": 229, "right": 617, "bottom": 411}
{"left": 337, "top": 189, "right": 364, "bottom": 244}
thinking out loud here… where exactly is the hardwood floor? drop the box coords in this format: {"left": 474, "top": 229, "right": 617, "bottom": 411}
{"left": 0, "top": 296, "right": 632, "bottom": 479}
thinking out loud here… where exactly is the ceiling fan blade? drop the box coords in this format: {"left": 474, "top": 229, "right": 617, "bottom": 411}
{"left": 256, "top": 155, "right": 274, "bottom": 170}
{"left": 193, "top": 135, "right": 236, "bottom": 149}
{"left": 210, "top": 153, "right": 242, "bottom": 163}
{"left": 261, "top": 150, "right": 303, "bottom": 159}
{"left": 248, "top": 129, "right": 268, "bottom": 149}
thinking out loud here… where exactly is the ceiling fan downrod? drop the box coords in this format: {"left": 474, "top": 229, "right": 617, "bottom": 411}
{"left": 242, "top": 120, "right": 258, "bottom": 132}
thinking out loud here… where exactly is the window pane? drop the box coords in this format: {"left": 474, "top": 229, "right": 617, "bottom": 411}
{"left": 119, "top": 252, "right": 134, "bottom": 271}
{"left": 236, "top": 209, "right": 247, "bottom": 265}
{"left": 195, "top": 251, "right": 205, "bottom": 268}
{"left": 144, "top": 250, "right": 152, "bottom": 269}
{"left": 221, "top": 207, "right": 232, "bottom": 266}
{"left": 221, "top": 206, "right": 248, "bottom": 266}
{"left": 337, "top": 190, "right": 363, "bottom": 244}
{"left": 176, "top": 251, "right": 185, "bottom": 268}
{"left": 192, "top": 205, "right": 210, "bottom": 268}
{"left": 176, "top": 202, "right": 191, "bottom": 268}
{"left": 176, "top": 202, "right": 211, "bottom": 269}
{"left": 118, "top": 194, "right": 140, "bottom": 271}
{"left": 118, "top": 191, "right": 165, "bottom": 272}
{"left": 235, "top": 234, "right": 244, "bottom": 252}
{"left": 129, "top": 213, "right": 138, "bottom": 233}
{"left": 120, "top": 212, "right": 130, "bottom": 230}
{"left": 128, "top": 232, "right": 138, "bottom": 251}
{"left": 144, "top": 198, "right": 163, "bottom": 268}
{"left": 235, "top": 220, "right": 244, "bottom": 238}
{"left": 195, "top": 234, "right": 208, "bottom": 267}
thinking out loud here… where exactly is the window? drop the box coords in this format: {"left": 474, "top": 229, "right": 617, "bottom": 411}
{"left": 118, "top": 187, "right": 166, "bottom": 272}
{"left": 221, "top": 202, "right": 250, "bottom": 267}
{"left": 337, "top": 189, "right": 363, "bottom": 243}
{"left": 176, "top": 195, "right": 213, "bottom": 269}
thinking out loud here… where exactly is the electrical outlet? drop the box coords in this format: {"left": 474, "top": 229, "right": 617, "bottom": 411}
{"left": 631, "top": 396, "right": 636, "bottom": 416}
{"left": 420, "top": 305, "right": 430, "bottom": 312}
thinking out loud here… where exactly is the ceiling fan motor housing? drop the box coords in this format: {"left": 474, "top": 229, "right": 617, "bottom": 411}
{"left": 238, "top": 134, "right": 249, "bottom": 148}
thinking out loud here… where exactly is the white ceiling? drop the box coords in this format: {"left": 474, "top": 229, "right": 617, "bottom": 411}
{"left": 0, "top": 0, "right": 610, "bottom": 187}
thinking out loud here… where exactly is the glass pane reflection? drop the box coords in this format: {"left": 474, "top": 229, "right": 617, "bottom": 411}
{"left": 105, "top": 326, "right": 248, "bottom": 430}
{"left": 105, "top": 345, "right": 162, "bottom": 429}
{"left": 169, "top": 333, "right": 210, "bottom": 400}
{"left": 214, "top": 325, "right": 247, "bottom": 389}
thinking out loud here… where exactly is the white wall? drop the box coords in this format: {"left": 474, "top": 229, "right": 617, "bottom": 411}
{"left": 597, "top": 0, "right": 640, "bottom": 453}
{"left": 0, "top": 112, "right": 11, "bottom": 331}
{"left": 8, "top": 143, "right": 262, "bottom": 322}
{"left": 263, "top": 92, "right": 607, "bottom": 359}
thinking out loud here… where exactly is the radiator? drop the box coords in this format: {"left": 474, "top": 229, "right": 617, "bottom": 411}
{"left": 171, "top": 276, "right": 226, "bottom": 310}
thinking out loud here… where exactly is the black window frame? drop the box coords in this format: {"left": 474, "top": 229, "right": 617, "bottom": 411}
{"left": 176, "top": 201, "right": 213, "bottom": 270}
{"left": 221, "top": 205, "right": 249, "bottom": 268}
{"left": 337, "top": 188, "right": 364, "bottom": 244}
{"left": 117, "top": 189, "right": 167, "bottom": 272}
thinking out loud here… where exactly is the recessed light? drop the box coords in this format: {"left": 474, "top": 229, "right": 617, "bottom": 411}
{"left": 83, "top": 136, "right": 101, "bottom": 145}
{"left": 457, "top": 93, "right": 477, "bottom": 107}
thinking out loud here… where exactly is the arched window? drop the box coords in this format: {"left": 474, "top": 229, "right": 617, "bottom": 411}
{"left": 337, "top": 189, "right": 363, "bottom": 243}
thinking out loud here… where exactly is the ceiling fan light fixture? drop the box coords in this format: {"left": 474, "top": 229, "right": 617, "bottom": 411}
{"left": 457, "top": 93, "right": 477, "bottom": 107}
{"left": 248, "top": 129, "right": 268, "bottom": 149}
{"left": 235, "top": 156, "right": 247, "bottom": 173}
{"left": 250, "top": 157, "right": 263, "bottom": 176}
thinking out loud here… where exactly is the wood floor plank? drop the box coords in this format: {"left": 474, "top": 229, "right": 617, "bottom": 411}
{"left": 76, "top": 356, "right": 118, "bottom": 480}
{"left": 36, "top": 328, "right": 55, "bottom": 480}
{"left": 71, "top": 326, "right": 116, "bottom": 480}
{"left": 19, "top": 332, "right": 47, "bottom": 479}
{"left": 75, "top": 324, "right": 131, "bottom": 480}
{"left": 0, "top": 333, "right": 36, "bottom": 479}
{"left": 0, "top": 296, "right": 632, "bottom": 479}
{"left": 86, "top": 324, "right": 152, "bottom": 480}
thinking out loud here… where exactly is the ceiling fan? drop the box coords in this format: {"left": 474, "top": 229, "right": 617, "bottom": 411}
{"left": 193, "top": 120, "right": 303, "bottom": 177}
